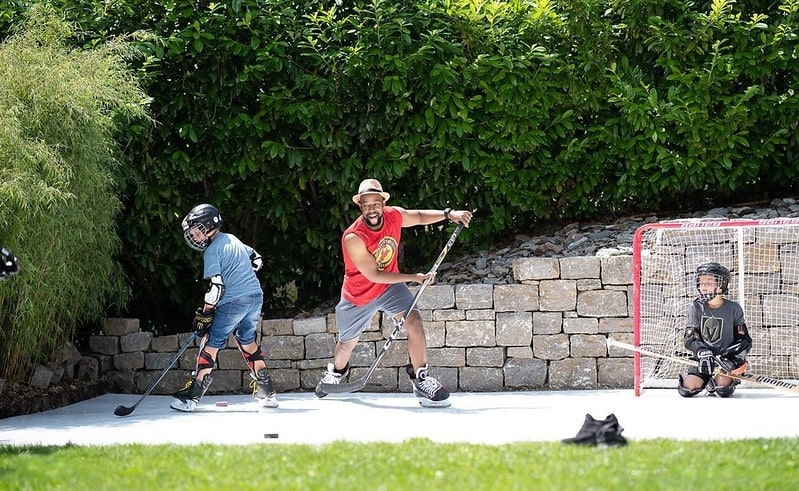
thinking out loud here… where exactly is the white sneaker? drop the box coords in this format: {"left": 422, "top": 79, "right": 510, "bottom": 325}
{"left": 315, "top": 362, "right": 350, "bottom": 398}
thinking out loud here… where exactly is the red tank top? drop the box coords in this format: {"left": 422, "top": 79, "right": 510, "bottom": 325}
{"left": 341, "top": 206, "right": 403, "bottom": 306}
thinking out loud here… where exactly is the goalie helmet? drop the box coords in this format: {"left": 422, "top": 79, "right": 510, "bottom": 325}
{"left": 182, "top": 204, "right": 222, "bottom": 251}
{"left": 695, "top": 262, "right": 730, "bottom": 301}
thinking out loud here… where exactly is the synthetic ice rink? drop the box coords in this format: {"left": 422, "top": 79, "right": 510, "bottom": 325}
{"left": 1, "top": 389, "right": 796, "bottom": 446}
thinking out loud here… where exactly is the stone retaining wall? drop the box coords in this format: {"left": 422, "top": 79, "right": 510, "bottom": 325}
{"left": 93, "top": 255, "right": 636, "bottom": 396}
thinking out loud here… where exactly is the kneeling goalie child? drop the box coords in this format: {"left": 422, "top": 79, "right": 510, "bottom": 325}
{"left": 678, "top": 262, "right": 752, "bottom": 398}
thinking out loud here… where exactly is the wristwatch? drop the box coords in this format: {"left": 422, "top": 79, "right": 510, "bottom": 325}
{"left": 444, "top": 208, "right": 452, "bottom": 221}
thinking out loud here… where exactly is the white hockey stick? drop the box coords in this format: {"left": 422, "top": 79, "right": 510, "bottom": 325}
{"left": 607, "top": 338, "right": 799, "bottom": 395}
{"left": 317, "top": 224, "right": 464, "bottom": 395}
{"left": 114, "top": 332, "right": 198, "bottom": 416}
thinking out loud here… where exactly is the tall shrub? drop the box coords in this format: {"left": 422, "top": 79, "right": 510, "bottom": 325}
{"left": 0, "top": 6, "right": 149, "bottom": 380}
{"left": 12, "top": 0, "right": 799, "bottom": 329}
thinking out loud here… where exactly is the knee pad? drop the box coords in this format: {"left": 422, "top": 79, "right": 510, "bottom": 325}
{"left": 197, "top": 348, "right": 216, "bottom": 372}
{"left": 235, "top": 339, "right": 264, "bottom": 372}
{"left": 714, "top": 381, "right": 738, "bottom": 398}
{"left": 677, "top": 374, "right": 704, "bottom": 398}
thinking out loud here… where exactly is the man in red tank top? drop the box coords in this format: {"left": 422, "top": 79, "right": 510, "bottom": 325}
{"left": 315, "top": 178, "right": 473, "bottom": 407}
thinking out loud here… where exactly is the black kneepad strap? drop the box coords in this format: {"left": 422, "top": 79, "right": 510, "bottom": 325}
{"left": 239, "top": 345, "right": 264, "bottom": 372}
{"left": 246, "top": 346, "right": 265, "bottom": 362}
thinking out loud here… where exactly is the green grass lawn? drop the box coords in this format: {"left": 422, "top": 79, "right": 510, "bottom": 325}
{"left": 1, "top": 438, "right": 797, "bottom": 490}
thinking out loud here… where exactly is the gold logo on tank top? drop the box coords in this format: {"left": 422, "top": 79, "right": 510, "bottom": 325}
{"left": 373, "top": 236, "right": 398, "bottom": 271}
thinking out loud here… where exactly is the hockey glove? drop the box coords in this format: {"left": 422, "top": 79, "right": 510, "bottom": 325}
{"left": 716, "top": 355, "right": 747, "bottom": 375}
{"left": 696, "top": 349, "right": 715, "bottom": 375}
{"left": 192, "top": 308, "right": 214, "bottom": 336}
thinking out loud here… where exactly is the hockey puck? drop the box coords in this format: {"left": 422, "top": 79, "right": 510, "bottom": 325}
{"left": 215, "top": 401, "right": 228, "bottom": 407}
{"left": 264, "top": 433, "right": 279, "bottom": 439}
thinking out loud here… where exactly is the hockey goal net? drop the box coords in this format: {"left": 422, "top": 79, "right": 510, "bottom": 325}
{"left": 632, "top": 218, "right": 799, "bottom": 395}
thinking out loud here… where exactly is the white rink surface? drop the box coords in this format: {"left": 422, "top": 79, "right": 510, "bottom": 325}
{"left": 1, "top": 389, "right": 797, "bottom": 446}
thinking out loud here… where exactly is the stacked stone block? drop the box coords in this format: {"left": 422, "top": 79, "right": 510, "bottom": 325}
{"left": 92, "top": 255, "right": 636, "bottom": 395}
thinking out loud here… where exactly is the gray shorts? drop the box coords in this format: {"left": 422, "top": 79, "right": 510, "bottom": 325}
{"left": 335, "top": 283, "right": 417, "bottom": 342}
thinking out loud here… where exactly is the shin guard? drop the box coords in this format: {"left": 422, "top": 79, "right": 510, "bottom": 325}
{"left": 194, "top": 333, "right": 216, "bottom": 373}
{"left": 197, "top": 348, "right": 216, "bottom": 372}
{"left": 235, "top": 338, "right": 265, "bottom": 373}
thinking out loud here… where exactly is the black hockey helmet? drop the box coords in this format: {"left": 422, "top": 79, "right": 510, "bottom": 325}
{"left": 695, "top": 261, "right": 730, "bottom": 299}
{"left": 181, "top": 204, "right": 222, "bottom": 251}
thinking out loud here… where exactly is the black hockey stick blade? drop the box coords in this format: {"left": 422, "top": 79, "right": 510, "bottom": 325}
{"left": 318, "top": 321, "right": 402, "bottom": 395}
{"left": 319, "top": 363, "right": 382, "bottom": 395}
{"left": 113, "top": 332, "right": 198, "bottom": 416}
{"left": 113, "top": 403, "right": 137, "bottom": 417}
{"left": 317, "top": 224, "right": 465, "bottom": 396}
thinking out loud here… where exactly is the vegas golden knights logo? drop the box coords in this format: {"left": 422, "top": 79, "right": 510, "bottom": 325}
{"left": 701, "top": 316, "right": 723, "bottom": 344}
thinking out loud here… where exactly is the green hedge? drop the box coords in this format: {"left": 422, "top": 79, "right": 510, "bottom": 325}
{"left": 3, "top": 0, "right": 799, "bottom": 333}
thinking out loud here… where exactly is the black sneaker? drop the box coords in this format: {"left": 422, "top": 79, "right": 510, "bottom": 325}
{"left": 562, "top": 414, "right": 603, "bottom": 445}
{"left": 563, "top": 413, "right": 627, "bottom": 446}
{"left": 595, "top": 413, "right": 628, "bottom": 446}
{"left": 251, "top": 368, "right": 278, "bottom": 408}
{"left": 406, "top": 364, "right": 450, "bottom": 408}
{"left": 170, "top": 374, "right": 213, "bottom": 412}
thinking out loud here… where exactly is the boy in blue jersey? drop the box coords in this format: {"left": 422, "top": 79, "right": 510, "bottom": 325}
{"left": 171, "top": 203, "right": 277, "bottom": 411}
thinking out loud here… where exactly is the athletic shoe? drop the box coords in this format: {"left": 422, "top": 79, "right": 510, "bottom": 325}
{"left": 251, "top": 368, "right": 278, "bottom": 408}
{"left": 563, "top": 413, "right": 627, "bottom": 446}
{"left": 562, "top": 413, "right": 603, "bottom": 445}
{"left": 170, "top": 374, "right": 213, "bottom": 412}
{"left": 594, "top": 413, "right": 627, "bottom": 446}
{"left": 314, "top": 362, "right": 350, "bottom": 398}
{"left": 406, "top": 364, "right": 450, "bottom": 408}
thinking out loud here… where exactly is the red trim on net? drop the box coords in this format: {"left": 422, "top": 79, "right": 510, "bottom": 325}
{"left": 631, "top": 218, "right": 799, "bottom": 396}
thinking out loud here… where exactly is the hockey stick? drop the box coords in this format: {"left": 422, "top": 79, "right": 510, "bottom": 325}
{"left": 607, "top": 338, "right": 799, "bottom": 395}
{"left": 318, "top": 223, "right": 465, "bottom": 395}
{"left": 113, "top": 332, "right": 198, "bottom": 416}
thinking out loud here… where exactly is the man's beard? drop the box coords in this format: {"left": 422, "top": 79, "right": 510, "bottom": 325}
{"left": 363, "top": 212, "right": 383, "bottom": 230}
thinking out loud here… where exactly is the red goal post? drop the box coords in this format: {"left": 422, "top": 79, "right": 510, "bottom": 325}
{"left": 631, "top": 217, "right": 799, "bottom": 395}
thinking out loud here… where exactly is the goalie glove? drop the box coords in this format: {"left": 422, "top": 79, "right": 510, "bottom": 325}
{"left": 192, "top": 308, "right": 214, "bottom": 336}
{"left": 696, "top": 349, "right": 716, "bottom": 375}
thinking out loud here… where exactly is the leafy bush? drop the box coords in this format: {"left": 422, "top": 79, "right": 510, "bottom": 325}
{"left": 0, "top": 6, "right": 149, "bottom": 380}
{"left": 3, "top": 0, "right": 799, "bottom": 334}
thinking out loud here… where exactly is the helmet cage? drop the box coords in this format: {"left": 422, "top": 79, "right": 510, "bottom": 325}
{"left": 695, "top": 262, "right": 730, "bottom": 302}
{"left": 181, "top": 204, "right": 222, "bottom": 251}
{"left": 183, "top": 222, "right": 214, "bottom": 251}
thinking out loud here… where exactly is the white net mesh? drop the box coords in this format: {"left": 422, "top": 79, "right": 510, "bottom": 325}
{"left": 634, "top": 218, "right": 799, "bottom": 390}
